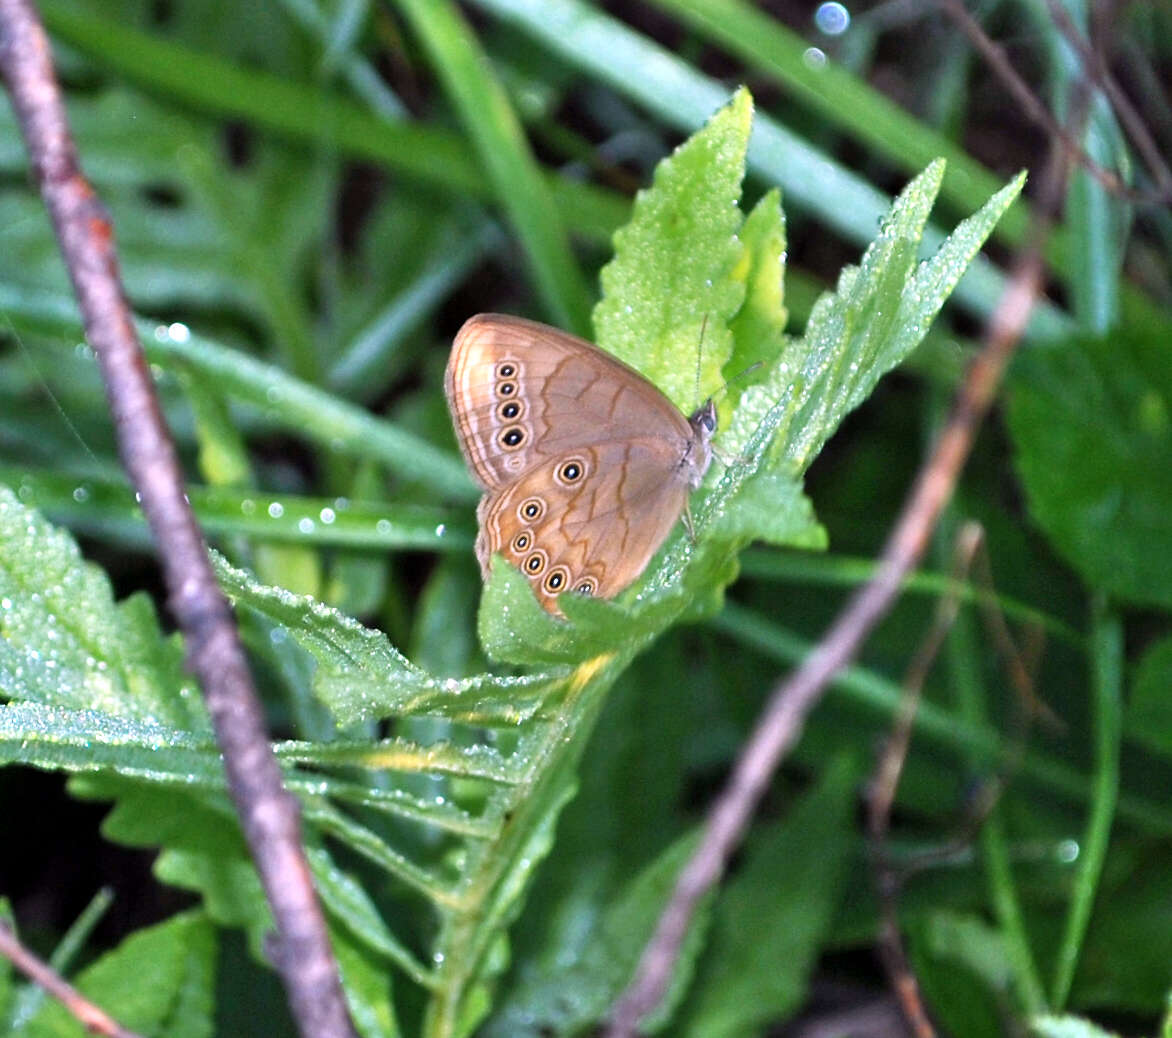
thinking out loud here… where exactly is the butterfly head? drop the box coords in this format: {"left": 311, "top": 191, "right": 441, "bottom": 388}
{"left": 684, "top": 398, "right": 717, "bottom": 488}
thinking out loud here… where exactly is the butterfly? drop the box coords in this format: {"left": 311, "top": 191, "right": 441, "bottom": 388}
{"left": 445, "top": 314, "right": 715, "bottom": 614}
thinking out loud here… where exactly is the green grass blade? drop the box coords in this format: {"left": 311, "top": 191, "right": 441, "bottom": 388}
{"left": 468, "top": 0, "right": 1070, "bottom": 338}
{"left": 1050, "top": 596, "right": 1122, "bottom": 1008}
{"left": 394, "top": 0, "right": 594, "bottom": 334}
{"left": 0, "top": 285, "right": 477, "bottom": 500}
{"left": 36, "top": 1, "right": 626, "bottom": 245}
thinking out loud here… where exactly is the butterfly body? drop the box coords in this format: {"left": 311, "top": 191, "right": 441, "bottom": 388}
{"left": 445, "top": 314, "right": 714, "bottom": 613}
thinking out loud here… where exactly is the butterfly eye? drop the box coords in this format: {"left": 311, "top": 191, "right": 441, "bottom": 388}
{"left": 524, "top": 550, "right": 548, "bottom": 575}
{"left": 499, "top": 426, "right": 525, "bottom": 448}
{"left": 543, "top": 567, "right": 569, "bottom": 594}
{"left": 556, "top": 458, "right": 586, "bottom": 485}
{"left": 496, "top": 361, "right": 518, "bottom": 379}
{"left": 511, "top": 532, "right": 531, "bottom": 553}
{"left": 574, "top": 579, "right": 596, "bottom": 596}
{"left": 498, "top": 400, "right": 522, "bottom": 421}
{"left": 518, "top": 497, "right": 545, "bottom": 522}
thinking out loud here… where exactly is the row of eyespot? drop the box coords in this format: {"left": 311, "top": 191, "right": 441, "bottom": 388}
{"left": 508, "top": 526, "right": 597, "bottom": 597}
{"left": 503, "top": 520, "right": 595, "bottom": 599}
{"left": 494, "top": 361, "right": 528, "bottom": 450}
{"left": 494, "top": 361, "right": 595, "bottom": 597}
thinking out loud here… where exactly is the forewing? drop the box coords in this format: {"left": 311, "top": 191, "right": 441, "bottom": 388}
{"left": 445, "top": 313, "right": 692, "bottom": 491}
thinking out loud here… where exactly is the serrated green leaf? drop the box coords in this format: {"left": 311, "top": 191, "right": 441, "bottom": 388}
{"left": 593, "top": 87, "right": 750, "bottom": 411}
{"left": 21, "top": 912, "right": 215, "bottom": 1038}
{"left": 1008, "top": 328, "right": 1172, "bottom": 609}
{"left": 0, "top": 483, "right": 207, "bottom": 732}
{"left": 214, "top": 553, "right": 557, "bottom": 723}
{"left": 726, "top": 163, "right": 1026, "bottom": 468}
{"left": 0, "top": 702, "right": 223, "bottom": 783}
{"left": 707, "top": 470, "right": 826, "bottom": 549}
{"left": 682, "top": 753, "right": 860, "bottom": 1036}
{"left": 726, "top": 187, "right": 787, "bottom": 413}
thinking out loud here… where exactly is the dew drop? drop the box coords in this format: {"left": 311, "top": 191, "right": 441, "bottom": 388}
{"left": 814, "top": 1, "right": 850, "bottom": 35}
{"left": 803, "top": 46, "right": 827, "bottom": 68}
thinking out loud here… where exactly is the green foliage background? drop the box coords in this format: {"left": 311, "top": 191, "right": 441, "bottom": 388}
{"left": 0, "top": 2, "right": 1169, "bottom": 1037}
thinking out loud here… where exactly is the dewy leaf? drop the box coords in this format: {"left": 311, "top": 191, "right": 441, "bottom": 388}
{"left": 593, "top": 87, "right": 750, "bottom": 411}
{"left": 477, "top": 552, "right": 677, "bottom": 665}
{"left": 726, "top": 187, "right": 787, "bottom": 413}
{"left": 726, "top": 163, "right": 1026, "bottom": 467}
{"left": 707, "top": 470, "right": 826, "bottom": 550}
{"left": 682, "top": 753, "right": 860, "bottom": 1037}
{"left": 214, "top": 553, "right": 559, "bottom": 723}
{"left": 1008, "top": 327, "right": 1172, "bottom": 610}
{"left": 0, "top": 483, "right": 208, "bottom": 732}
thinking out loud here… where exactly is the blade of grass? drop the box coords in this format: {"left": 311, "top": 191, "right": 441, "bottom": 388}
{"left": 739, "top": 548, "right": 1084, "bottom": 649}
{"left": 329, "top": 218, "right": 504, "bottom": 396}
{"left": 710, "top": 602, "right": 1171, "bottom": 835}
{"left": 35, "top": 0, "right": 627, "bottom": 244}
{"left": 0, "top": 465, "right": 472, "bottom": 551}
{"left": 469, "top": 0, "right": 1071, "bottom": 340}
{"left": 0, "top": 285, "right": 477, "bottom": 500}
{"left": 394, "top": 0, "right": 594, "bottom": 334}
{"left": 649, "top": 0, "right": 1023, "bottom": 236}
{"left": 1050, "top": 595, "right": 1121, "bottom": 1008}
{"left": 934, "top": 508, "right": 1048, "bottom": 1015}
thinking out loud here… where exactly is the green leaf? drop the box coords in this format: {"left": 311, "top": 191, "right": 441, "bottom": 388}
{"left": 1008, "top": 327, "right": 1172, "bottom": 609}
{"left": 726, "top": 187, "right": 788, "bottom": 413}
{"left": 726, "top": 163, "right": 1026, "bottom": 468}
{"left": 0, "top": 483, "right": 207, "bottom": 732}
{"left": 333, "top": 924, "right": 401, "bottom": 1038}
{"left": 682, "top": 753, "right": 860, "bottom": 1036}
{"left": 1128, "top": 636, "right": 1172, "bottom": 756}
{"left": 593, "top": 87, "right": 750, "bottom": 412}
{"left": 707, "top": 470, "right": 826, "bottom": 549}
{"left": 909, "top": 913, "right": 1007, "bottom": 1038}
{"left": 214, "top": 553, "right": 557, "bottom": 723}
{"left": 21, "top": 912, "right": 215, "bottom": 1038}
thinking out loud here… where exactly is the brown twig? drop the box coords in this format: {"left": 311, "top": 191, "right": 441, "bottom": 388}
{"left": 0, "top": 921, "right": 145, "bottom": 1038}
{"left": 1041, "top": 0, "right": 1172, "bottom": 200}
{"left": 0, "top": 4, "right": 356, "bottom": 1037}
{"left": 604, "top": 117, "right": 1070, "bottom": 1038}
{"left": 936, "top": 0, "right": 1170, "bottom": 206}
{"left": 865, "top": 521, "right": 983, "bottom": 1038}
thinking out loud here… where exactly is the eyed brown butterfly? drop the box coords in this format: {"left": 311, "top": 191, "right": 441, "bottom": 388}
{"left": 445, "top": 314, "right": 715, "bottom": 614}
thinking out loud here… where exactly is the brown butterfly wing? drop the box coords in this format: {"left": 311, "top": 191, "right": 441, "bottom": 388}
{"left": 445, "top": 313, "right": 694, "bottom": 491}
{"left": 476, "top": 439, "right": 693, "bottom": 612}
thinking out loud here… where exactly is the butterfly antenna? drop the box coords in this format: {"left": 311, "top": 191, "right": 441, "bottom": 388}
{"left": 714, "top": 361, "right": 764, "bottom": 404}
{"left": 695, "top": 313, "right": 708, "bottom": 406}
